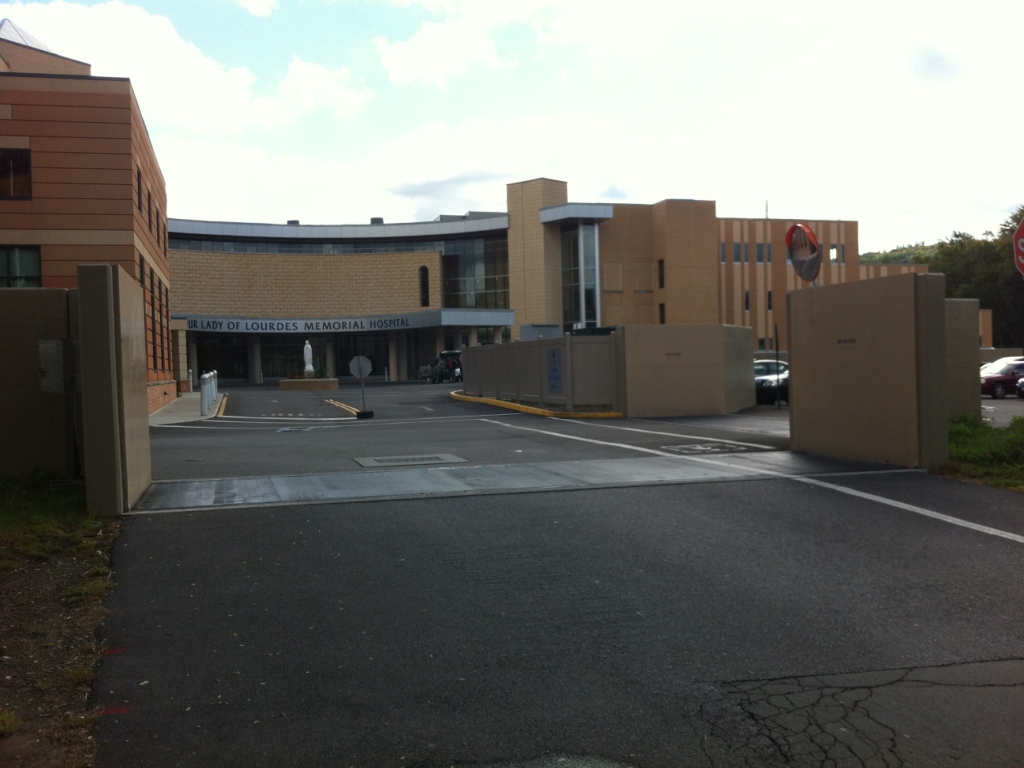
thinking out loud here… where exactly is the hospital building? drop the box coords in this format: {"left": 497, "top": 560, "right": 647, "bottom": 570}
{"left": 0, "top": 19, "right": 927, "bottom": 410}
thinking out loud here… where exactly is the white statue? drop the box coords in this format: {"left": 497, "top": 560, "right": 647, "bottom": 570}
{"left": 303, "top": 339, "right": 315, "bottom": 378}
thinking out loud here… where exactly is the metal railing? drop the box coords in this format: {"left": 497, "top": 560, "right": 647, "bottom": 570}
{"left": 200, "top": 369, "right": 218, "bottom": 416}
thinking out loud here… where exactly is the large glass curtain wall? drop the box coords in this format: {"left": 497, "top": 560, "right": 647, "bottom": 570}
{"left": 261, "top": 335, "right": 328, "bottom": 379}
{"left": 337, "top": 333, "right": 389, "bottom": 378}
{"left": 195, "top": 333, "right": 248, "bottom": 380}
{"left": 560, "top": 223, "right": 600, "bottom": 330}
{"left": 441, "top": 237, "right": 509, "bottom": 309}
{"left": 0, "top": 246, "right": 41, "bottom": 287}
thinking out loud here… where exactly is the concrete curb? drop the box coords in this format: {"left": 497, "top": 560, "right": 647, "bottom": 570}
{"left": 450, "top": 390, "right": 623, "bottom": 419}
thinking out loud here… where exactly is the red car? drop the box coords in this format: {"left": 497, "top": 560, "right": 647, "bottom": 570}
{"left": 980, "top": 357, "right": 1024, "bottom": 399}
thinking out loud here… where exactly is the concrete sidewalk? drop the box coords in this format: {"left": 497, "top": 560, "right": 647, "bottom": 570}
{"left": 149, "top": 392, "right": 224, "bottom": 426}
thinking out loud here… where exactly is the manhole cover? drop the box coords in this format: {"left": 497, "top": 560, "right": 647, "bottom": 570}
{"left": 353, "top": 453, "right": 466, "bottom": 468}
{"left": 661, "top": 443, "right": 754, "bottom": 454}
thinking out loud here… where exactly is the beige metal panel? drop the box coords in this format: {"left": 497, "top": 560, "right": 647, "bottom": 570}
{"left": 623, "top": 324, "right": 727, "bottom": 418}
{"left": 77, "top": 264, "right": 124, "bottom": 517}
{"left": 112, "top": 266, "right": 152, "bottom": 509}
{"left": 789, "top": 273, "right": 948, "bottom": 468}
{"left": 945, "top": 298, "right": 980, "bottom": 421}
{"left": 570, "top": 335, "right": 616, "bottom": 406}
{"left": 724, "top": 325, "right": 756, "bottom": 412}
{"left": 0, "top": 288, "right": 77, "bottom": 479}
{"left": 916, "top": 275, "right": 949, "bottom": 468}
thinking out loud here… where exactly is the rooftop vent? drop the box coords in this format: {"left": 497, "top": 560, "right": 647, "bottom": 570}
{"left": 286, "top": 219, "right": 299, "bottom": 226}
{"left": 370, "top": 217, "right": 384, "bottom": 225}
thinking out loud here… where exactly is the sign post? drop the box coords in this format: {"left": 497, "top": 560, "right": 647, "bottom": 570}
{"left": 348, "top": 355, "right": 373, "bottom": 419}
{"left": 1014, "top": 219, "right": 1024, "bottom": 279}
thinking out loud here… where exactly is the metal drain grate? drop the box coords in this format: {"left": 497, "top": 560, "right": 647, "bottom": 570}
{"left": 353, "top": 453, "right": 466, "bottom": 468}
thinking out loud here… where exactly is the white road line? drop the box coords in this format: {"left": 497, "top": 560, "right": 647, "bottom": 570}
{"left": 486, "top": 418, "right": 1024, "bottom": 546}
{"left": 217, "top": 415, "right": 356, "bottom": 422}
{"left": 480, "top": 419, "right": 680, "bottom": 457}
{"left": 559, "top": 419, "right": 776, "bottom": 449}
{"left": 676, "top": 454, "right": 1024, "bottom": 546}
{"left": 153, "top": 414, "right": 528, "bottom": 430}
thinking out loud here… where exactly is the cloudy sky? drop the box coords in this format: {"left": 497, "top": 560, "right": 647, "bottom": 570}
{"left": 0, "top": 0, "right": 1020, "bottom": 250}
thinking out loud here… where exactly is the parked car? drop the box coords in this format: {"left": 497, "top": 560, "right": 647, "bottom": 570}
{"left": 980, "top": 358, "right": 1024, "bottom": 399}
{"left": 754, "top": 359, "right": 789, "bottom": 404}
{"left": 430, "top": 350, "right": 463, "bottom": 383}
{"left": 1017, "top": 377, "right": 1024, "bottom": 398}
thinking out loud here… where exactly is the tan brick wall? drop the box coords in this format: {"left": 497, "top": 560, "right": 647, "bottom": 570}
{"left": 170, "top": 250, "right": 443, "bottom": 318}
{"left": 717, "top": 218, "right": 869, "bottom": 351}
{"left": 507, "top": 178, "right": 567, "bottom": 338}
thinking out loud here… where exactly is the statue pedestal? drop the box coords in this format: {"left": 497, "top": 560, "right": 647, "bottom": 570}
{"left": 280, "top": 378, "right": 339, "bottom": 391}
{"left": 303, "top": 368, "right": 315, "bottom": 379}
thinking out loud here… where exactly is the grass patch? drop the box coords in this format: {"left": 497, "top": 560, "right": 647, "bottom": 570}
{"left": 0, "top": 470, "right": 98, "bottom": 563}
{"left": 0, "top": 710, "right": 22, "bottom": 736}
{"left": 939, "top": 415, "right": 1024, "bottom": 491}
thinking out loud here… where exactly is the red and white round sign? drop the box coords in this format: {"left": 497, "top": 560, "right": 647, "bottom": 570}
{"left": 1014, "top": 219, "right": 1024, "bottom": 278}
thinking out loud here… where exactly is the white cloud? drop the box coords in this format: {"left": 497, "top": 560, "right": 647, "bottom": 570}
{"left": 0, "top": 1, "right": 371, "bottom": 134}
{"left": 374, "top": 19, "right": 501, "bottom": 87}
{"left": 238, "top": 0, "right": 277, "bottom": 16}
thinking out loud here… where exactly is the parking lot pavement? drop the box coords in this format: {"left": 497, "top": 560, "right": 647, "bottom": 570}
{"left": 96, "top": 476, "right": 1024, "bottom": 768}
{"left": 982, "top": 395, "right": 1024, "bottom": 427}
{"left": 149, "top": 387, "right": 791, "bottom": 483}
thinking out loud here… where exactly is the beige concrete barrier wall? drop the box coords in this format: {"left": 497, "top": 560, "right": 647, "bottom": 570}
{"left": 113, "top": 268, "right": 152, "bottom": 509}
{"left": 78, "top": 264, "right": 151, "bottom": 516}
{"left": 463, "top": 324, "right": 753, "bottom": 418}
{"left": 945, "top": 299, "right": 981, "bottom": 421}
{"left": 724, "top": 326, "right": 757, "bottom": 413}
{"left": 0, "top": 289, "right": 78, "bottom": 479}
{"left": 789, "top": 273, "right": 948, "bottom": 468}
{"left": 622, "top": 324, "right": 753, "bottom": 418}
{"left": 462, "top": 334, "right": 619, "bottom": 411}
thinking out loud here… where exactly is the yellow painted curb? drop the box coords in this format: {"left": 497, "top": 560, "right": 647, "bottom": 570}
{"left": 216, "top": 393, "right": 228, "bottom": 417}
{"left": 450, "top": 391, "right": 623, "bottom": 419}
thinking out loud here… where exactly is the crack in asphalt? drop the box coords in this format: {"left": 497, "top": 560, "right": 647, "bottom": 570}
{"left": 699, "top": 659, "right": 1024, "bottom": 767}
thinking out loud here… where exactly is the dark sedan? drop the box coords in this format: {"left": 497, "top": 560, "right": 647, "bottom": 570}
{"left": 755, "top": 360, "right": 788, "bottom": 404}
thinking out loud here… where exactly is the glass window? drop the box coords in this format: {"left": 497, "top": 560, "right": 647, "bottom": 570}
{"left": 744, "top": 290, "right": 750, "bottom": 311}
{"left": 767, "top": 290, "right": 773, "bottom": 311}
{"left": 733, "top": 243, "right": 741, "bottom": 264}
{"left": 0, "top": 149, "right": 31, "bottom": 198}
{"left": 657, "top": 259, "right": 665, "bottom": 289}
{"left": 419, "top": 265, "right": 429, "bottom": 307}
{"left": 756, "top": 243, "right": 764, "bottom": 264}
{"left": 442, "top": 237, "right": 509, "bottom": 310}
{"left": 0, "top": 246, "right": 41, "bottom": 287}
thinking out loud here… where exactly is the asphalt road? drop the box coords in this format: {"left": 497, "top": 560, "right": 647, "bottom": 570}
{"left": 149, "top": 385, "right": 791, "bottom": 482}
{"left": 95, "top": 387, "right": 1024, "bottom": 767}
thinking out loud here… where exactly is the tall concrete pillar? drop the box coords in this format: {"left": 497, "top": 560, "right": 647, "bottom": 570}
{"left": 397, "top": 332, "right": 408, "bottom": 381}
{"left": 435, "top": 328, "right": 445, "bottom": 356}
{"left": 187, "top": 332, "right": 198, "bottom": 387}
{"left": 325, "top": 337, "right": 336, "bottom": 379}
{"left": 468, "top": 327, "right": 478, "bottom": 347}
{"left": 388, "top": 331, "right": 399, "bottom": 381}
{"left": 247, "top": 334, "right": 262, "bottom": 384}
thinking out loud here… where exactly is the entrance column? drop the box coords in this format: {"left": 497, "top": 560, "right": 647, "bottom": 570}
{"left": 247, "top": 334, "right": 262, "bottom": 384}
{"left": 468, "top": 327, "right": 478, "bottom": 347}
{"left": 325, "top": 338, "right": 336, "bottom": 378}
{"left": 397, "top": 332, "right": 408, "bottom": 381}
{"left": 435, "top": 328, "right": 445, "bottom": 356}
{"left": 388, "top": 331, "right": 399, "bottom": 381}
{"left": 186, "top": 332, "right": 199, "bottom": 387}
